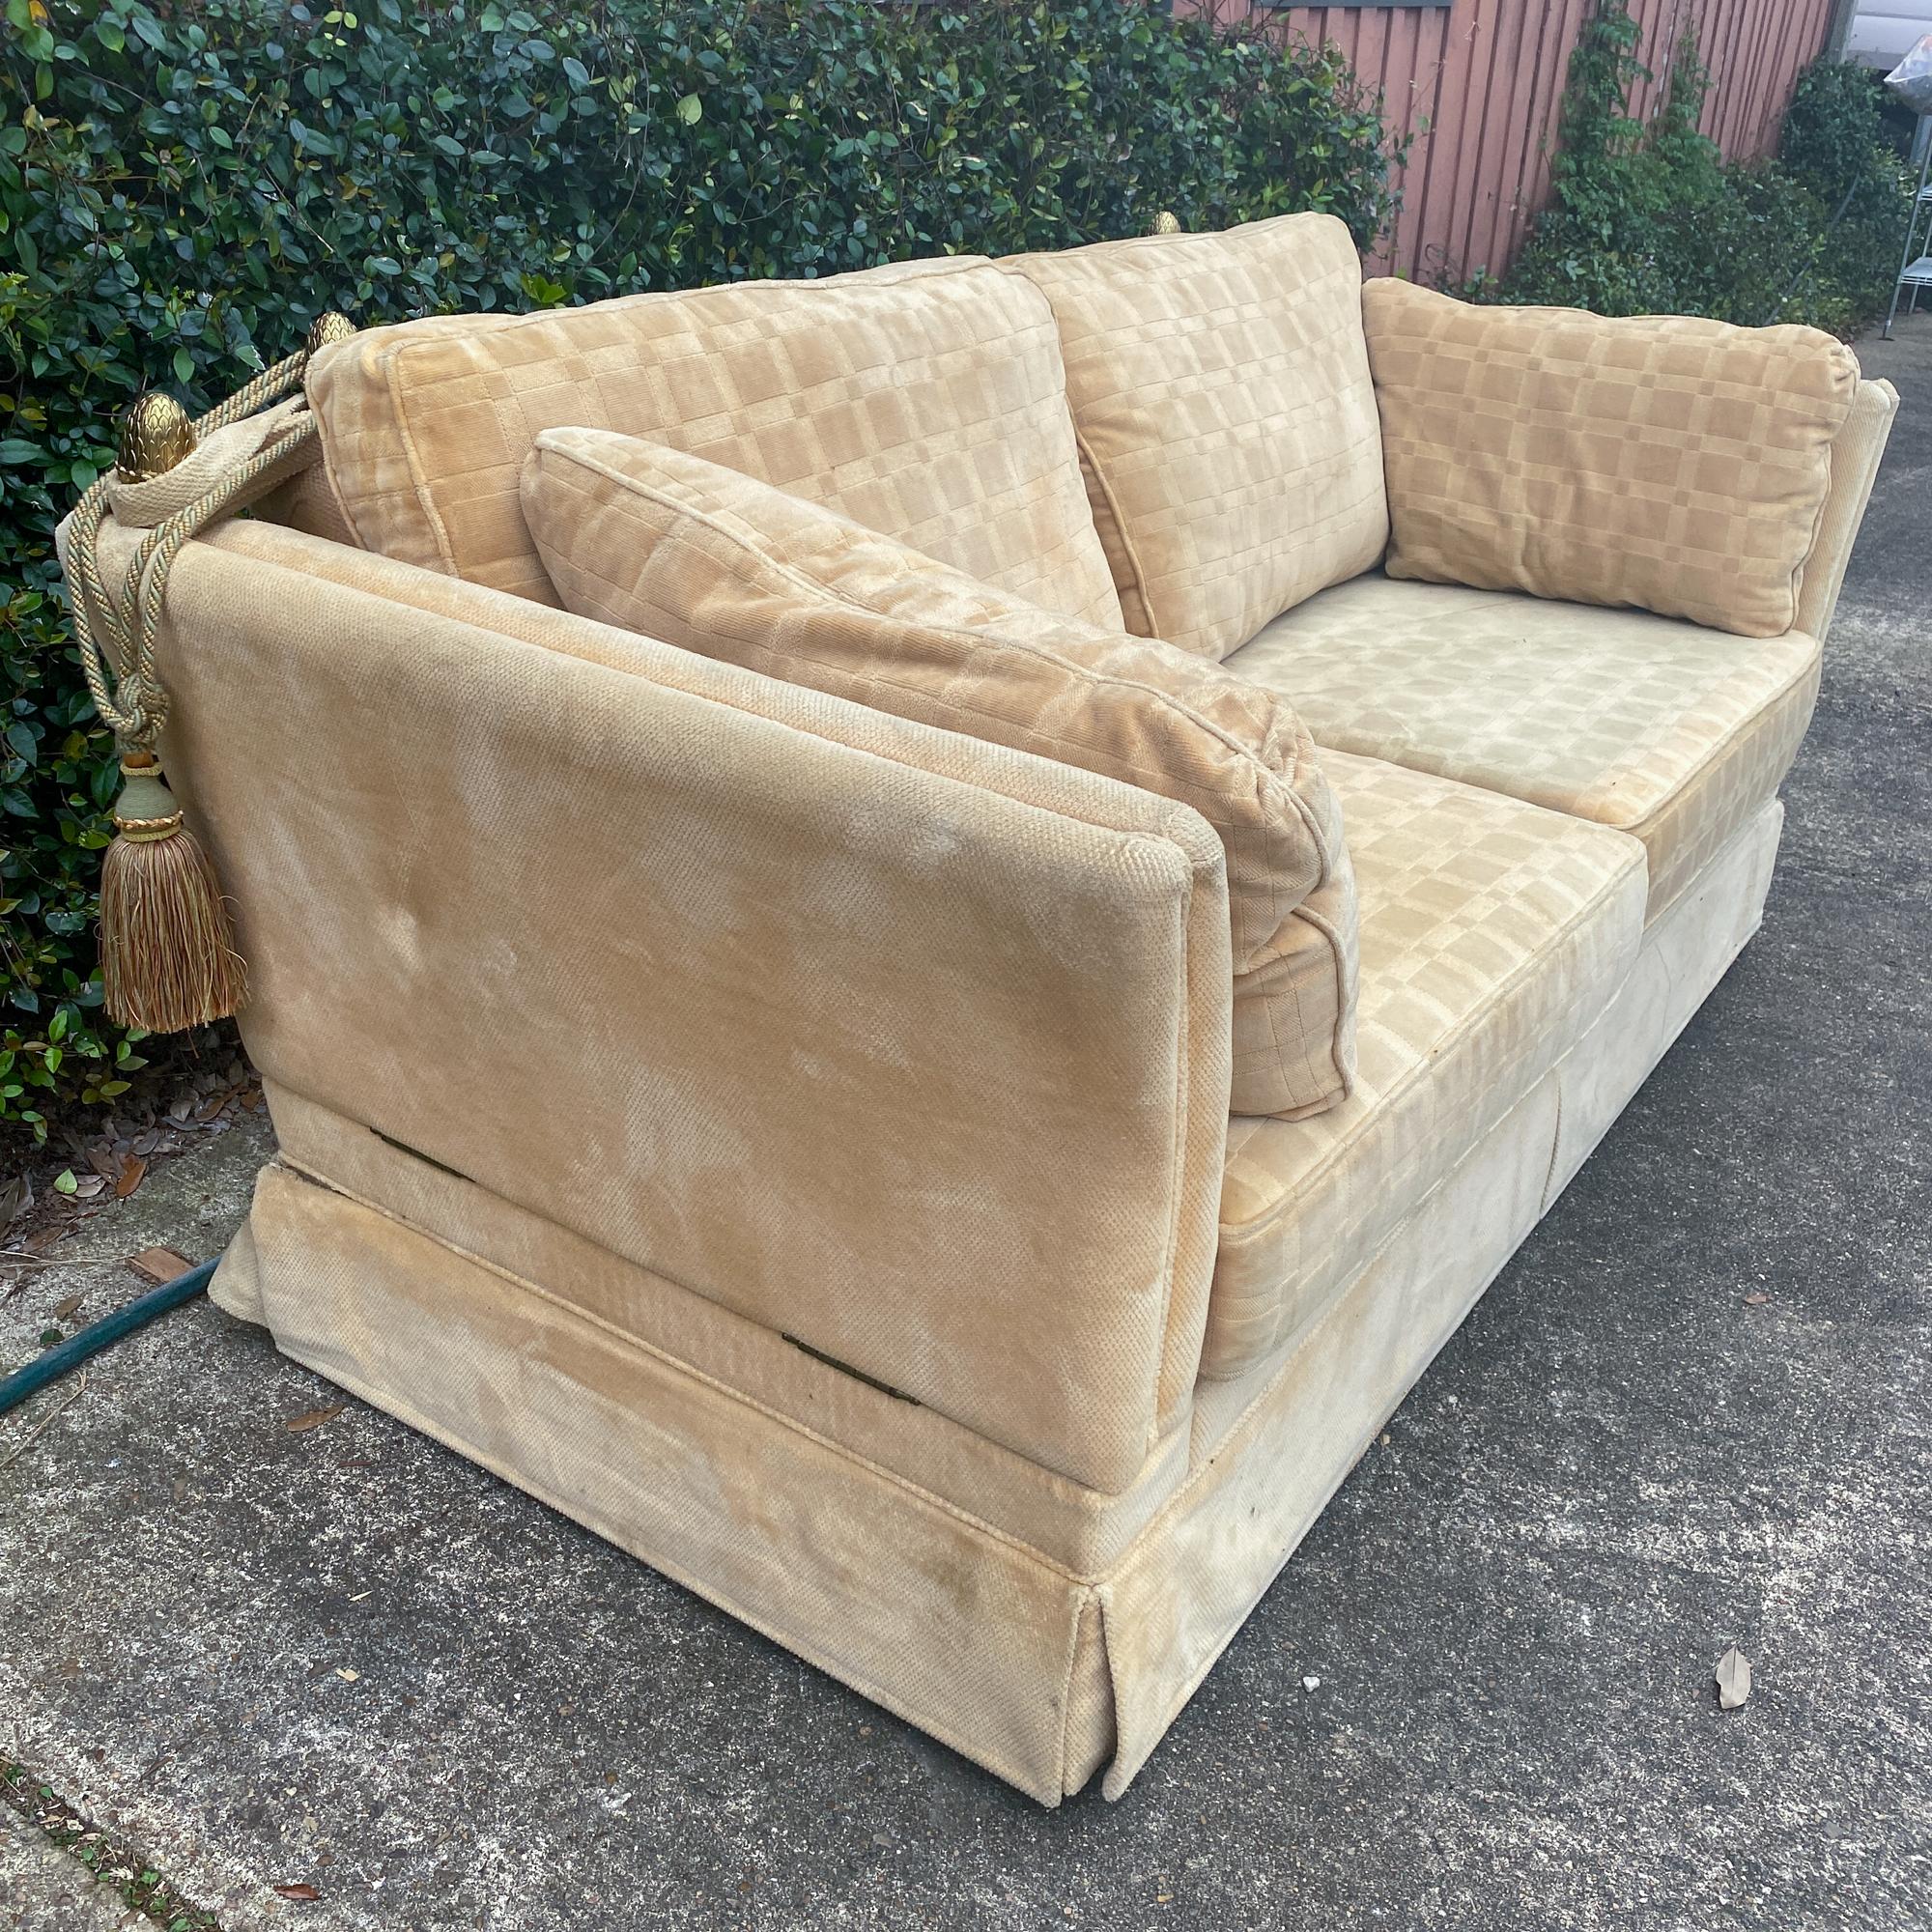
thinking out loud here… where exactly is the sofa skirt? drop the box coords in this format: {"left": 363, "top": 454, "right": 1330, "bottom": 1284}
{"left": 213, "top": 801, "right": 1781, "bottom": 1804}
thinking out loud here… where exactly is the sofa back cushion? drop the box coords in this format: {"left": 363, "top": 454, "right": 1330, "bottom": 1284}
{"left": 1004, "top": 213, "right": 1389, "bottom": 662}
{"left": 304, "top": 257, "right": 1124, "bottom": 626}
{"left": 522, "top": 424, "right": 1360, "bottom": 1122}
{"left": 1362, "top": 280, "right": 1860, "bottom": 639}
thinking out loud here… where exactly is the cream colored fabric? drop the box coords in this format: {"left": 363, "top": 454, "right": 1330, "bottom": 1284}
{"left": 1545, "top": 802, "right": 1781, "bottom": 1204}
{"left": 1792, "top": 378, "right": 1899, "bottom": 641}
{"left": 253, "top": 449, "right": 357, "bottom": 548}
{"left": 304, "top": 257, "right": 1123, "bottom": 625}
{"left": 1363, "top": 280, "right": 1859, "bottom": 638}
{"left": 165, "top": 520, "right": 1230, "bottom": 1493}
{"left": 213, "top": 797, "right": 1781, "bottom": 1804}
{"left": 1006, "top": 213, "right": 1388, "bottom": 661}
{"left": 522, "top": 426, "right": 1358, "bottom": 1121}
{"left": 1204, "top": 750, "right": 1646, "bottom": 1379}
{"left": 220, "top": 1158, "right": 1108, "bottom": 1806}
{"left": 257, "top": 1080, "right": 1188, "bottom": 1579}
{"left": 1233, "top": 574, "right": 1821, "bottom": 920}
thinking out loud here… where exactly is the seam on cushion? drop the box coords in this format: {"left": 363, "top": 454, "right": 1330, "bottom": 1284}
{"left": 277, "top": 1298, "right": 1072, "bottom": 1803}
{"left": 1631, "top": 675, "right": 1815, "bottom": 916}
{"left": 313, "top": 436, "right": 365, "bottom": 555}
{"left": 1215, "top": 827, "right": 1646, "bottom": 1245}
{"left": 1072, "top": 425, "right": 1161, "bottom": 641}
{"left": 276, "top": 1153, "right": 1117, "bottom": 1581}
{"left": 1284, "top": 897, "right": 1355, "bottom": 1109}
{"left": 303, "top": 360, "right": 383, "bottom": 557}
{"left": 385, "top": 340, "right": 465, "bottom": 579}
{"left": 1583, "top": 639, "right": 1821, "bottom": 840}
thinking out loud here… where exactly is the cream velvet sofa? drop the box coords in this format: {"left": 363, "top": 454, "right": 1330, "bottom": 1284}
{"left": 103, "top": 216, "right": 1893, "bottom": 1804}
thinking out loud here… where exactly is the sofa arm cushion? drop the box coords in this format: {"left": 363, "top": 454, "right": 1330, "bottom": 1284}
{"left": 522, "top": 424, "right": 1359, "bottom": 1122}
{"left": 162, "top": 521, "right": 1236, "bottom": 1492}
{"left": 1362, "top": 279, "right": 1860, "bottom": 639}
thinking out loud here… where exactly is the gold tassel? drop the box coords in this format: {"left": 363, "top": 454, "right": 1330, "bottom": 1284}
{"left": 99, "top": 753, "right": 246, "bottom": 1032}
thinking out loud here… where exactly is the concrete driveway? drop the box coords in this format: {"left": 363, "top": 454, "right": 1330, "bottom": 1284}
{"left": 3, "top": 319, "right": 1928, "bottom": 1932}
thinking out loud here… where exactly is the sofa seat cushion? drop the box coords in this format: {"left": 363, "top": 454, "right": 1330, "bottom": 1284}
{"left": 1203, "top": 750, "right": 1645, "bottom": 1380}
{"left": 1229, "top": 575, "right": 1822, "bottom": 920}
{"left": 1004, "top": 213, "right": 1388, "bottom": 662}
{"left": 523, "top": 426, "right": 1360, "bottom": 1120}
{"left": 304, "top": 256, "right": 1124, "bottom": 626}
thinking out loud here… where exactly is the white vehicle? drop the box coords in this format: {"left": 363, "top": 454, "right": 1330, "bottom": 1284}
{"left": 1842, "top": 0, "right": 1932, "bottom": 69}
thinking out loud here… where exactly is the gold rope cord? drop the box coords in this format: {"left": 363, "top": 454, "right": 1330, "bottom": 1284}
{"left": 62, "top": 344, "right": 323, "bottom": 754}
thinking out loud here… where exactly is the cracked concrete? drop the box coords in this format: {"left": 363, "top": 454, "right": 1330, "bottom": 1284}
{"left": 0, "top": 318, "right": 1927, "bottom": 1930}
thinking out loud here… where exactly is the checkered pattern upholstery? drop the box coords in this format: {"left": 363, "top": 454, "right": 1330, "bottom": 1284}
{"left": 1206, "top": 749, "right": 1647, "bottom": 1378}
{"left": 1232, "top": 574, "right": 1822, "bottom": 919}
{"left": 304, "top": 257, "right": 1123, "bottom": 626}
{"left": 1005, "top": 213, "right": 1389, "bottom": 662}
{"left": 522, "top": 426, "right": 1360, "bottom": 1121}
{"left": 1362, "top": 281, "right": 1859, "bottom": 639}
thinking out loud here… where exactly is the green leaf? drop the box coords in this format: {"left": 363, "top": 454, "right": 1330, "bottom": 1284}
{"left": 52, "top": 1169, "right": 77, "bottom": 1195}
{"left": 675, "top": 92, "right": 702, "bottom": 126}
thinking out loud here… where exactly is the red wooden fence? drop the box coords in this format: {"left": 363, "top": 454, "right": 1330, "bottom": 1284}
{"left": 1214, "top": 0, "right": 1838, "bottom": 280}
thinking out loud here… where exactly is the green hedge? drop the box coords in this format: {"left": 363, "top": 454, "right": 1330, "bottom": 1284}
{"left": 0, "top": 0, "right": 1398, "bottom": 1146}
{"left": 1488, "top": 1, "right": 1912, "bottom": 332}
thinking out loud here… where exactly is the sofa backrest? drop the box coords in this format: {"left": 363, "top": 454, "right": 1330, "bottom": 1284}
{"left": 302, "top": 256, "right": 1123, "bottom": 626}
{"left": 1005, "top": 213, "right": 1389, "bottom": 662}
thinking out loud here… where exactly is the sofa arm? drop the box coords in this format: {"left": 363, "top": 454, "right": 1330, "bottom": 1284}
{"left": 1792, "top": 377, "right": 1898, "bottom": 642}
{"left": 155, "top": 521, "right": 1231, "bottom": 1492}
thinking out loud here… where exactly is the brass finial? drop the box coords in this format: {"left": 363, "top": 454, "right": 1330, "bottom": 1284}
{"left": 1151, "top": 211, "right": 1183, "bottom": 236}
{"left": 305, "top": 310, "right": 355, "bottom": 356}
{"left": 116, "top": 392, "right": 196, "bottom": 483}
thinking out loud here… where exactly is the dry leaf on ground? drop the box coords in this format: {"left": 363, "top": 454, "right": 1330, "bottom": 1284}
{"left": 1, "top": 1176, "right": 32, "bottom": 1225}
{"left": 52, "top": 1293, "right": 84, "bottom": 1321}
{"left": 113, "top": 1155, "right": 147, "bottom": 1199}
{"left": 128, "top": 1246, "right": 192, "bottom": 1284}
{"left": 1717, "top": 1646, "right": 1752, "bottom": 1709}
{"left": 272, "top": 1883, "right": 322, "bottom": 1901}
{"left": 285, "top": 1405, "right": 345, "bottom": 1435}
{"left": 1743, "top": 1292, "right": 1771, "bottom": 1306}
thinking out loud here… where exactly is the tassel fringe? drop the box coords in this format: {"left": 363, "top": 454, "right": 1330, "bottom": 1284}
{"left": 99, "top": 757, "right": 246, "bottom": 1033}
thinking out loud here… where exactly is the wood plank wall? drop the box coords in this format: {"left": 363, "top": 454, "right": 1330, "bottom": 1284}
{"left": 1201, "top": 0, "right": 1838, "bottom": 280}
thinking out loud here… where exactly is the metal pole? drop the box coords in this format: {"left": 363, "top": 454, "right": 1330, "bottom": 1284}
{"left": 1885, "top": 116, "right": 1932, "bottom": 341}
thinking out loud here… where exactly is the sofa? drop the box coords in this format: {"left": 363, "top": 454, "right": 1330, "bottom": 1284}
{"left": 85, "top": 213, "right": 1895, "bottom": 1804}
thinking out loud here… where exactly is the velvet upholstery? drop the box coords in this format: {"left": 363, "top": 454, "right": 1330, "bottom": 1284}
{"left": 304, "top": 256, "right": 1123, "bottom": 625}
{"left": 1005, "top": 213, "right": 1387, "bottom": 660}
{"left": 212, "top": 801, "right": 1783, "bottom": 1804}
{"left": 1362, "top": 279, "right": 1858, "bottom": 637}
{"left": 1232, "top": 576, "right": 1821, "bottom": 918}
{"left": 121, "top": 219, "right": 1891, "bottom": 1804}
{"left": 169, "top": 522, "right": 1230, "bottom": 1493}
{"left": 521, "top": 426, "right": 1358, "bottom": 1121}
{"left": 1206, "top": 750, "right": 1646, "bottom": 1378}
